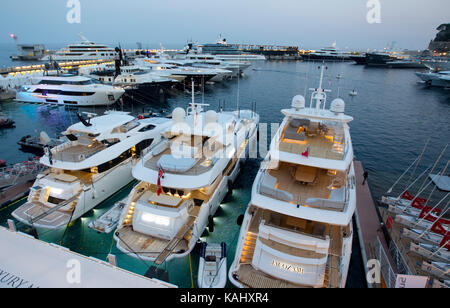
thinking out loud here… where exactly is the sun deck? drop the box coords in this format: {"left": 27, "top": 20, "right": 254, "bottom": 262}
{"left": 144, "top": 134, "right": 225, "bottom": 175}
{"left": 51, "top": 142, "right": 107, "bottom": 163}
{"left": 278, "top": 119, "right": 346, "bottom": 160}
{"left": 258, "top": 162, "right": 348, "bottom": 211}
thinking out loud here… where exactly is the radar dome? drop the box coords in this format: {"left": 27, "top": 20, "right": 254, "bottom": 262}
{"left": 40, "top": 131, "right": 51, "bottom": 145}
{"left": 205, "top": 110, "right": 218, "bottom": 124}
{"left": 172, "top": 108, "right": 186, "bottom": 123}
{"left": 330, "top": 98, "right": 345, "bottom": 114}
{"left": 292, "top": 95, "right": 305, "bottom": 110}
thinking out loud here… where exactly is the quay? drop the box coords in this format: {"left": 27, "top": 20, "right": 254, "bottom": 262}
{"left": 0, "top": 225, "right": 177, "bottom": 288}
{"left": 354, "top": 161, "right": 398, "bottom": 288}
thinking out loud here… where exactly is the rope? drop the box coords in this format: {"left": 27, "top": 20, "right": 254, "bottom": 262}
{"left": 188, "top": 251, "right": 194, "bottom": 288}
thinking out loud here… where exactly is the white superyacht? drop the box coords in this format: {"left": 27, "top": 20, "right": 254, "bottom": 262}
{"left": 114, "top": 92, "right": 259, "bottom": 265}
{"left": 15, "top": 75, "right": 125, "bottom": 106}
{"left": 229, "top": 65, "right": 356, "bottom": 288}
{"left": 12, "top": 111, "right": 171, "bottom": 230}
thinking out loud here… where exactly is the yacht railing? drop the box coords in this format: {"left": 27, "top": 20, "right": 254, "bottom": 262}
{"left": 257, "top": 169, "right": 349, "bottom": 212}
{"left": 49, "top": 141, "right": 106, "bottom": 163}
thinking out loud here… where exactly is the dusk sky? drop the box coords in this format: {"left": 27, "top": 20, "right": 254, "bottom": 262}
{"left": 1, "top": 0, "right": 449, "bottom": 50}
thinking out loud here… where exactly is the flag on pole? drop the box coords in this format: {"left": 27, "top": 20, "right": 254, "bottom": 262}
{"left": 301, "top": 148, "right": 309, "bottom": 158}
{"left": 157, "top": 167, "right": 165, "bottom": 196}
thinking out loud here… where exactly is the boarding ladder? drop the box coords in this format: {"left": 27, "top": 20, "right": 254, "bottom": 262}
{"left": 154, "top": 207, "right": 200, "bottom": 265}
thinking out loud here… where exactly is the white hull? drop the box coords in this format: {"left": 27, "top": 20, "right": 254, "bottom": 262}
{"left": 12, "top": 158, "right": 135, "bottom": 230}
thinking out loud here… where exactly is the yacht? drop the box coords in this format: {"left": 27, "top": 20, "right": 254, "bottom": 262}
{"left": 12, "top": 111, "right": 172, "bottom": 230}
{"left": 415, "top": 70, "right": 450, "bottom": 87}
{"left": 195, "top": 36, "right": 266, "bottom": 61}
{"left": 422, "top": 59, "right": 450, "bottom": 72}
{"left": 184, "top": 54, "right": 251, "bottom": 77}
{"left": 304, "top": 42, "right": 352, "bottom": 61}
{"left": 15, "top": 75, "right": 124, "bottom": 106}
{"left": 114, "top": 94, "right": 259, "bottom": 264}
{"left": 113, "top": 68, "right": 177, "bottom": 99}
{"left": 41, "top": 34, "right": 118, "bottom": 62}
{"left": 229, "top": 65, "right": 356, "bottom": 288}
{"left": 134, "top": 58, "right": 218, "bottom": 85}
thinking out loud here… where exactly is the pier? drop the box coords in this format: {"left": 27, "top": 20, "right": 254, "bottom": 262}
{"left": 0, "top": 226, "right": 177, "bottom": 288}
{"left": 354, "top": 161, "right": 399, "bottom": 288}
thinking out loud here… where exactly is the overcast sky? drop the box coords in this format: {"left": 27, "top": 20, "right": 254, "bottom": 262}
{"left": 1, "top": 0, "right": 448, "bottom": 50}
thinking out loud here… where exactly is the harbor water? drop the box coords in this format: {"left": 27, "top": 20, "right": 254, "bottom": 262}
{"left": 0, "top": 44, "right": 449, "bottom": 288}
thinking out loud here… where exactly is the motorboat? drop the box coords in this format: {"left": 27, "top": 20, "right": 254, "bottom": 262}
{"left": 229, "top": 65, "right": 356, "bottom": 288}
{"left": 114, "top": 89, "right": 259, "bottom": 264}
{"left": 198, "top": 242, "right": 227, "bottom": 288}
{"left": 18, "top": 132, "right": 65, "bottom": 156}
{"left": 15, "top": 75, "right": 125, "bottom": 106}
{"left": 12, "top": 111, "right": 172, "bottom": 230}
{"left": 415, "top": 70, "right": 450, "bottom": 87}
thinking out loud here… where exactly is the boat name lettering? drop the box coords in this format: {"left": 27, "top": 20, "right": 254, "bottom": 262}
{"left": 271, "top": 260, "right": 304, "bottom": 274}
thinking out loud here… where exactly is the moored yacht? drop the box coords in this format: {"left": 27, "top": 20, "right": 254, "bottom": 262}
{"left": 15, "top": 75, "right": 124, "bottom": 106}
{"left": 229, "top": 65, "right": 356, "bottom": 288}
{"left": 41, "top": 34, "right": 119, "bottom": 62}
{"left": 12, "top": 111, "right": 171, "bottom": 230}
{"left": 415, "top": 70, "right": 450, "bottom": 87}
{"left": 114, "top": 93, "right": 259, "bottom": 264}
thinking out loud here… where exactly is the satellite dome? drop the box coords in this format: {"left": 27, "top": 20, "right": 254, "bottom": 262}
{"left": 330, "top": 98, "right": 345, "bottom": 114}
{"left": 40, "top": 131, "right": 51, "bottom": 145}
{"left": 205, "top": 110, "right": 218, "bottom": 124}
{"left": 292, "top": 95, "right": 305, "bottom": 110}
{"left": 172, "top": 107, "right": 186, "bottom": 123}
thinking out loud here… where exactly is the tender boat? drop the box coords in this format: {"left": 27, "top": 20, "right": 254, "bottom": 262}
{"left": 88, "top": 199, "right": 126, "bottom": 233}
{"left": 349, "top": 90, "right": 357, "bottom": 96}
{"left": 114, "top": 88, "right": 259, "bottom": 264}
{"left": 198, "top": 242, "right": 227, "bottom": 288}
{"left": 229, "top": 65, "right": 356, "bottom": 288}
{"left": 18, "top": 132, "right": 65, "bottom": 156}
{"left": 12, "top": 111, "right": 171, "bottom": 230}
{"left": 15, "top": 75, "right": 125, "bottom": 106}
{"left": 0, "top": 114, "right": 15, "bottom": 129}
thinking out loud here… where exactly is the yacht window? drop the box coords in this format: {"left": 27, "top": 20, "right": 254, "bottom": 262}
{"left": 138, "top": 124, "right": 156, "bottom": 132}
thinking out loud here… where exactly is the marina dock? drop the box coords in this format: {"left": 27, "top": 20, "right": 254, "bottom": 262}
{"left": 0, "top": 226, "right": 177, "bottom": 288}
{"left": 354, "top": 161, "right": 398, "bottom": 288}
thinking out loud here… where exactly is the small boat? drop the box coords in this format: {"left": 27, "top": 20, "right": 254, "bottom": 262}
{"left": 198, "top": 242, "right": 227, "bottom": 288}
{"left": 88, "top": 200, "right": 126, "bottom": 233}
{"left": 336, "top": 74, "right": 343, "bottom": 79}
{"left": 0, "top": 160, "right": 5, "bottom": 168}
{"left": 349, "top": 90, "right": 357, "bottom": 96}
{"left": 18, "top": 132, "right": 65, "bottom": 156}
{"left": 0, "top": 115, "right": 15, "bottom": 129}
{"left": 0, "top": 87, "right": 16, "bottom": 101}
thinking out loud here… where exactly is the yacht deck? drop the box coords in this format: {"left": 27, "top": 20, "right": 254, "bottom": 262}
{"left": 260, "top": 163, "right": 347, "bottom": 211}
{"left": 52, "top": 143, "right": 106, "bottom": 162}
{"left": 279, "top": 121, "right": 344, "bottom": 160}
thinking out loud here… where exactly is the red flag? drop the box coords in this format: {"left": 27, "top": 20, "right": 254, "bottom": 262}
{"left": 386, "top": 216, "right": 393, "bottom": 229}
{"left": 439, "top": 234, "right": 450, "bottom": 251}
{"left": 401, "top": 190, "right": 414, "bottom": 200}
{"left": 301, "top": 148, "right": 309, "bottom": 158}
{"left": 157, "top": 168, "right": 164, "bottom": 196}
{"left": 431, "top": 221, "right": 448, "bottom": 236}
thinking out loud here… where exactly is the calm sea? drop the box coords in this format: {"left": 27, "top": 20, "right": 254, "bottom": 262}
{"left": 0, "top": 43, "right": 449, "bottom": 288}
